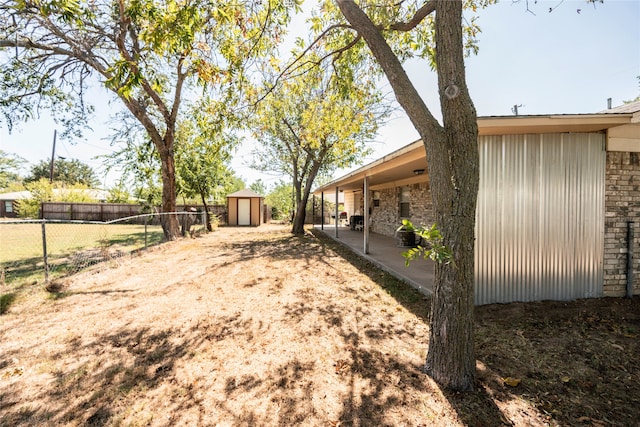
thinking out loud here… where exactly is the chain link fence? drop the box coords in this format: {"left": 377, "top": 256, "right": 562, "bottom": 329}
{"left": 0, "top": 212, "right": 207, "bottom": 291}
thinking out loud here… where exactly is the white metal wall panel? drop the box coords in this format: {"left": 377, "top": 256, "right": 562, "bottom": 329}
{"left": 344, "top": 191, "right": 356, "bottom": 217}
{"left": 475, "top": 133, "right": 605, "bottom": 304}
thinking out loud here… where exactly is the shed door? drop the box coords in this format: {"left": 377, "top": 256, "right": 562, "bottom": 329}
{"left": 238, "top": 199, "right": 251, "bottom": 225}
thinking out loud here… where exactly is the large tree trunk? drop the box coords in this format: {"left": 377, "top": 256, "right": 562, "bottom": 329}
{"left": 336, "top": 0, "right": 478, "bottom": 391}
{"left": 119, "top": 94, "right": 182, "bottom": 240}
{"left": 292, "top": 160, "right": 323, "bottom": 235}
{"left": 200, "top": 192, "right": 213, "bottom": 232}
{"left": 291, "top": 201, "right": 307, "bottom": 234}
{"left": 425, "top": 129, "right": 477, "bottom": 391}
{"left": 291, "top": 179, "right": 311, "bottom": 234}
{"left": 158, "top": 144, "right": 181, "bottom": 240}
{"left": 423, "top": 0, "right": 478, "bottom": 391}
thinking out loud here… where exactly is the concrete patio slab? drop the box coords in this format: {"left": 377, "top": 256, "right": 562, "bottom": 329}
{"left": 313, "top": 225, "right": 434, "bottom": 296}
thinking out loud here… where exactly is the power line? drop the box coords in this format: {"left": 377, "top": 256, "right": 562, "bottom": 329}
{"left": 76, "top": 140, "right": 118, "bottom": 152}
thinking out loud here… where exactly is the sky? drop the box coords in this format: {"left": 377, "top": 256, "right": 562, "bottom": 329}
{"left": 1, "top": 0, "right": 638, "bottom": 190}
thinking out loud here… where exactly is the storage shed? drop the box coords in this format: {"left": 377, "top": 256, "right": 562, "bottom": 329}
{"left": 226, "top": 189, "right": 264, "bottom": 226}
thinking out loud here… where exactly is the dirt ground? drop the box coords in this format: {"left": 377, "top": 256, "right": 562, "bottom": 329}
{"left": 1, "top": 224, "right": 639, "bottom": 426}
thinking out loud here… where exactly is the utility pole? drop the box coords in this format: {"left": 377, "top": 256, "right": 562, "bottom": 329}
{"left": 49, "top": 129, "right": 57, "bottom": 183}
{"left": 512, "top": 104, "right": 524, "bottom": 116}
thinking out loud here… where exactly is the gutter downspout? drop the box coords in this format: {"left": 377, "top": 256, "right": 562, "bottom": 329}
{"left": 627, "top": 221, "right": 635, "bottom": 298}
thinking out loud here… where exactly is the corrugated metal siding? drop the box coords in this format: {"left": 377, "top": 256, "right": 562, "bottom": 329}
{"left": 475, "top": 133, "right": 605, "bottom": 304}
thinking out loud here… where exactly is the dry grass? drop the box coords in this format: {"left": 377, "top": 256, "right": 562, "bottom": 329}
{"left": 1, "top": 224, "right": 638, "bottom": 426}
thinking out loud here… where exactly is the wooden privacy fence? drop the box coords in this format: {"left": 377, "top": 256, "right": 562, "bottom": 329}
{"left": 41, "top": 202, "right": 227, "bottom": 223}
{"left": 41, "top": 202, "right": 140, "bottom": 221}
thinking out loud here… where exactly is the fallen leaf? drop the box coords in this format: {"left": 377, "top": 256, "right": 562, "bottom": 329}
{"left": 503, "top": 377, "right": 521, "bottom": 387}
{"left": 561, "top": 376, "right": 571, "bottom": 383}
{"left": 334, "top": 359, "right": 350, "bottom": 375}
{"left": 1, "top": 366, "right": 25, "bottom": 379}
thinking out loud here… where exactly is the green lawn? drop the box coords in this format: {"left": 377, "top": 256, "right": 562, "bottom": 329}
{"left": 0, "top": 222, "right": 165, "bottom": 285}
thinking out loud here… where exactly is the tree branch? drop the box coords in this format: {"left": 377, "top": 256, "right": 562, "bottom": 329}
{"left": 254, "top": 23, "right": 358, "bottom": 106}
{"left": 114, "top": 0, "right": 172, "bottom": 124}
{"left": 387, "top": 1, "right": 436, "bottom": 31}
{"left": 335, "top": 0, "right": 441, "bottom": 138}
{"left": 0, "top": 38, "right": 74, "bottom": 57}
{"left": 258, "top": 1, "right": 435, "bottom": 109}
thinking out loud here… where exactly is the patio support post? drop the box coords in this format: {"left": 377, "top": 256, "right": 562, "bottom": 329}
{"left": 321, "top": 192, "right": 324, "bottom": 230}
{"left": 335, "top": 187, "right": 339, "bottom": 238}
{"left": 363, "top": 175, "right": 370, "bottom": 254}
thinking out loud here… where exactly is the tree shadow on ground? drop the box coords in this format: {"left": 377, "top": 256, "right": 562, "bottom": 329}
{"left": 0, "top": 291, "right": 18, "bottom": 314}
{"left": 279, "top": 291, "right": 510, "bottom": 426}
{"left": 4, "top": 228, "right": 639, "bottom": 426}
{"left": 312, "top": 229, "right": 640, "bottom": 426}
{"left": 216, "top": 301, "right": 438, "bottom": 426}
{"left": 474, "top": 297, "right": 640, "bottom": 426}
{"left": 107, "top": 230, "right": 164, "bottom": 248}
{"left": 1, "top": 307, "right": 440, "bottom": 426}
{"left": 2, "top": 256, "right": 48, "bottom": 284}
{"left": 1, "top": 275, "right": 42, "bottom": 314}
{"left": 310, "top": 229, "right": 430, "bottom": 321}
{"left": 316, "top": 233, "right": 640, "bottom": 426}
{"left": 207, "top": 231, "right": 341, "bottom": 272}
{"left": 2, "top": 325, "right": 195, "bottom": 426}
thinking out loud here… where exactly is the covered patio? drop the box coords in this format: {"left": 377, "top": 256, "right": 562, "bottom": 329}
{"left": 313, "top": 108, "right": 640, "bottom": 304}
{"left": 313, "top": 224, "right": 434, "bottom": 296}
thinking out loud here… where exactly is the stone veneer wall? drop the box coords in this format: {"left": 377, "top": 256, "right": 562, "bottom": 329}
{"left": 604, "top": 151, "right": 640, "bottom": 296}
{"left": 369, "top": 182, "right": 433, "bottom": 237}
{"left": 410, "top": 182, "right": 435, "bottom": 229}
{"left": 370, "top": 187, "right": 398, "bottom": 236}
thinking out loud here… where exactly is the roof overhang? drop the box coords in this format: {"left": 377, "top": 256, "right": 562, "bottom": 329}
{"left": 316, "top": 139, "right": 428, "bottom": 194}
{"left": 314, "top": 112, "right": 636, "bottom": 195}
{"left": 478, "top": 113, "right": 634, "bottom": 135}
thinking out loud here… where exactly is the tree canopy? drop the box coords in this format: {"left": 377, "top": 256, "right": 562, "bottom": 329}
{"left": 265, "top": 180, "right": 294, "bottom": 221}
{"left": 249, "top": 179, "right": 267, "bottom": 197}
{"left": 175, "top": 103, "right": 239, "bottom": 230}
{"left": 252, "top": 51, "right": 386, "bottom": 234}
{"left": 26, "top": 158, "right": 98, "bottom": 187}
{"left": 1, "top": 0, "right": 299, "bottom": 239}
{"left": 0, "top": 149, "right": 25, "bottom": 190}
{"left": 16, "top": 178, "right": 99, "bottom": 218}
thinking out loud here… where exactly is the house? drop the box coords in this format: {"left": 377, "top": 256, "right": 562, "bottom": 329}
{"left": 0, "top": 190, "right": 30, "bottom": 218}
{"left": 314, "top": 101, "right": 640, "bottom": 305}
{"left": 226, "top": 189, "right": 264, "bottom": 226}
{"left": 0, "top": 188, "right": 109, "bottom": 218}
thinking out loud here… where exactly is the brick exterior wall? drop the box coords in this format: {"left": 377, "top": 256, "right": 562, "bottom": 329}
{"left": 370, "top": 182, "right": 434, "bottom": 237}
{"left": 604, "top": 152, "right": 640, "bottom": 296}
